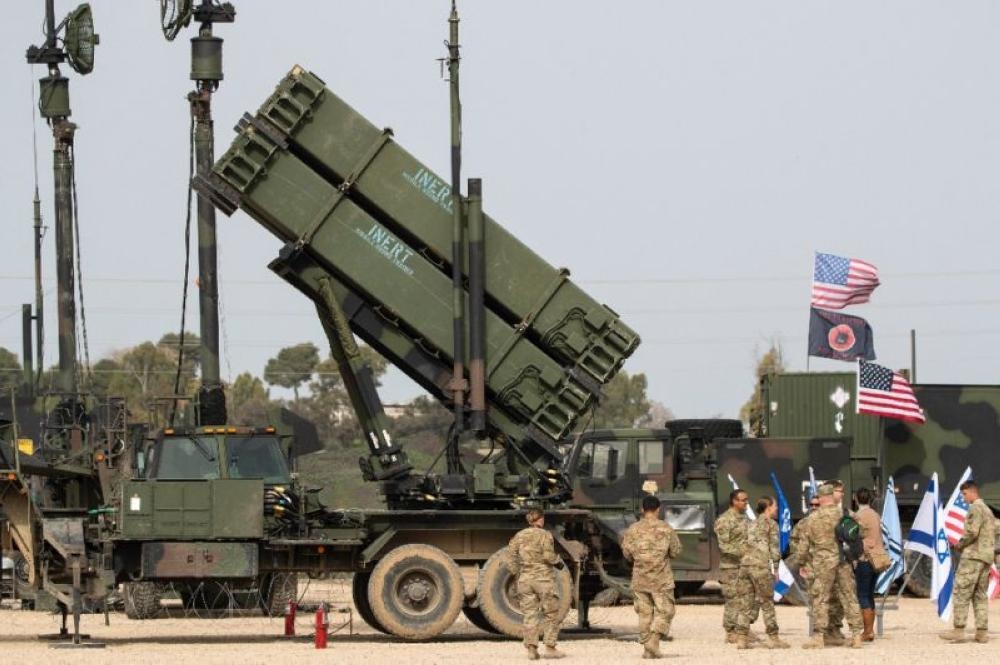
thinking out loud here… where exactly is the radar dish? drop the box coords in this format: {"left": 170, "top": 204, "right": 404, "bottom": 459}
{"left": 64, "top": 4, "right": 98, "bottom": 75}
{"left": 161, "top": 0, "right": 194, "bottom": 41}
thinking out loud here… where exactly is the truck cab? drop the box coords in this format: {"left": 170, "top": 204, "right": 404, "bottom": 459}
{"left": 142, "top": 426, "right": 291, "bottom": 485}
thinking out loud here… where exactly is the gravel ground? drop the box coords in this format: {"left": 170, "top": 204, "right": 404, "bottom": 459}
{"left": 1, "top": 586, "right": 997, "bottom": 665}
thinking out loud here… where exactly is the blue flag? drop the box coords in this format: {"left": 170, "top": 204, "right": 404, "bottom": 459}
{"left": 807, "top": 466, "right": 818, "bottom": 502}
{"left": 769, "top": 472, "right": 792, "bottom": 555}
{"left": 875, "top": 477, "right": 904, "bottom": 595}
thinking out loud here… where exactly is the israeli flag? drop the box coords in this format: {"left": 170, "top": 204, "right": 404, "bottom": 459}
{"left": 769, "top": 472, "right": 792, "bottom": 555}
{"left": 903, "top": 473, "right": 938, "bottom": 559}
{"left": 932, "top": 503, "right": 955, "bottom": 622}
{"left": 773, "top": 560, "right": 796, "bottom": 602}
{"left": 875, "top": 476, "right": 904, "bottom": 594}
{"left": 808, "top": 466, "right": 818, "bottom": 500}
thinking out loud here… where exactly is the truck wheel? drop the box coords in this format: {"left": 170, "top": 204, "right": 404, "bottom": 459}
{"left": 478, "top": 547, "right": 572, "bottom": 637}
{"left": 368, "top": 544, "right": 464, "bottom": 640}
{"left": 123, "top": 581, "right": 163, "bottom": 619}
{"left": 462, "top": 605, "right": 501, "bottom": 634}
{"left": 903, "top": 551, "right": 931, "bottom": 597}
{"left": 352, "top": 572, "right": 388, "bottom": 634}
{"left": 8, "top": 551, "right": 37, "bottom": 605}
{"left": 259, "top": 572, "right": 299, "bottom": 616}
{"left": 665, "top": 419, "right": 744, "bottom": 440}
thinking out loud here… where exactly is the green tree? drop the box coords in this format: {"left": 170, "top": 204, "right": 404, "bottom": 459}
{"left": 298, "top": 345, "right": 388, "bottom": 448}
{"left": 591, "top": 370, "right": 653, "bottom": 428}
{"left": 99, "top": 334, "right": 201, "bottom": 421}
{"left": 0, "top": 346, "right": 22, "bottom": 395}
{"left": 229, "top": 372, "right": 272, "bottom": 426}
{"left": 740, "top": 342, "right": 785, "bottom": 437}
{"left": 263, "top": 343, "right": 320, "bottom": 402}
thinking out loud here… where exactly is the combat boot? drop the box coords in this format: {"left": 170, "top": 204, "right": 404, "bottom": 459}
{"left": 643, "top": 634, "right": 663, "bottom": 659}
{"left": 747, "top": 630, "right": 763, "bottom": 644}
{"left": 801, "top": 633, "right": 825, "bottom": 649}
{"left": 823, "top": 631, "right": 846, "bottom": 646}
{"left": 974, "top": 630, "right": 988, "bottom": 644}
{"left": 938, "top": 627, "right": 965, "bottom": 643}
{"left": 734, "top": 634, "right": 750, "bottom": 650}
{"left": 766, "top": 634, "right": 790, "bottom": 649}
{"left": 725, "top": 630, "right": 737, "bottom": 644}
{"left": 849, "top": 632, "right": 863, "bottom": 649}
{"left": 526, "top": 645, "right": 540, "bottom": 660}
{"left": 542, "top": 646, "right": 566, "bottom": 659}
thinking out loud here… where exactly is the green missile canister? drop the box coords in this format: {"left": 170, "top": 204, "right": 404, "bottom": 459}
{"left": 251, "top": 67, "right": 639, "bottom": 387}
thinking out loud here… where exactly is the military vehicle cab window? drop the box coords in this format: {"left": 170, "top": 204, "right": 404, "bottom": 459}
{"left": 638, "top": 440, "right": 664, "bottom": 474}
{"left": 152, "top": 436, "right": 220, "bottom": 480}
{"left": 579, "top": 440, "right": 629, "bottom": 481}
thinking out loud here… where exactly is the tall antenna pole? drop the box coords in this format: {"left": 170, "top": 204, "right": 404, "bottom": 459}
{"left": 188, "top": 1, "right": 235, "bottom": 425}
{"left": 446, "top": 1, "right": 467, "bottom": 450}
{"left": 27, "top": 0, "right": 78, "bottom": 395}
{"left": 33, "top": 186, "right": 45, "bottom": 389}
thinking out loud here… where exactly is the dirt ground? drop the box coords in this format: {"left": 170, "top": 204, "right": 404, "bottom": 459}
{"left": 1, "top": 581, "right": 997, "bottom": 665}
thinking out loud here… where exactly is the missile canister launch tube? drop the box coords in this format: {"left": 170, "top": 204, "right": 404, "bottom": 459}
{"left": 52, "top": 111, "right": 78, "bottom": 395}
{"left": 467, "top": 178, "right": 486, "bottom": 434}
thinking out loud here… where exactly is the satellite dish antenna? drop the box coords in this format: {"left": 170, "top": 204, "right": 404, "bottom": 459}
{"left": 63, "top": 4, "right": 99, "bottom": 75}
{"left": 160, "top": 0, "right": 194, "bottom": 42}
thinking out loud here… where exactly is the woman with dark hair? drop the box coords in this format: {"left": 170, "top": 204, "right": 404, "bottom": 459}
{"left": 853, "top": 486, "right": 886, "bottom": 641}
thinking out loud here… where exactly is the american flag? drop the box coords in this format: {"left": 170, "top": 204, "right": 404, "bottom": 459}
{"left": 942, "top": 466, "right": 973, "bottom": 546}
{"left": 856, "top": 360, "right": 926, "bottom": 423}
{"left": 811, "top": 252, "right": 880, "bottom": 310}
{"left": 989, "top": 564, "right": 1000, "bottom": 601}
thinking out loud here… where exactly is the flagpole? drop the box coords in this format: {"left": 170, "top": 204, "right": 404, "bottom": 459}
{"left": 910, "top": 329, "right": 917, "bottom": 383}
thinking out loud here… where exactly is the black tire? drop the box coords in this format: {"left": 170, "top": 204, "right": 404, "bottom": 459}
{"left": 352, "top": 572, "right": 389, "bottom": 634}
{"left": 368, "top": 544, "right": 464, "bottom": 640}
{"left": 903, "top": 550, "right": 931, "bottom": 598}
{"left": 123, "top": 581, "right": 163, "bottom": 619}
{"left": 259, "top": 572, "right": 299, "bottom": 616}
{"left": 665, "top": 419, "right": 744, "bottom": 441}
{"left": 462, "top": 605, "right": 501, "bottom": 634}
{"left": 674, "top": 580, "right": 704, "bottom": 597}
{"left": 8, "top": 551, "right": 37, "bottom": 603}
{"left": 478, "top": 547, "right": 572, "bottom": 638}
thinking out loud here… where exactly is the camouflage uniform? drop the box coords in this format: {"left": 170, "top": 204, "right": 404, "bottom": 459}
{"left": 714, "top": 508, "right": 758, "bottom": 636}
{"left": 801, "top": 504, "right": 862, "bottom": 644}
{"left": 787, "top": 512, "right": 844, "bottom": 638}
{"left": 621, "top": 514, "right": 683, "bottom": 648}
{"left": 734, "top": 515, "right": 781, "bottom": 638}
{"left": 507, "top": 526, "right": 562, "bottom": 650}
{"left": 950, "top": 498, "right": 997, "bottom": 632}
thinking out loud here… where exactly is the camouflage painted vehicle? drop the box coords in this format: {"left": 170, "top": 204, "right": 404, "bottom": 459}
{"left": 561, "top": 422, "right": 851, "bottom": 602}
{"left": 762, "top": 372, "right": 1000, "bottom": 595}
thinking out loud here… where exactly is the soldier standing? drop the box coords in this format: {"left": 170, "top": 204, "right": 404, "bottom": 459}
{"left": 800, "top": 483, "right": 863, "bottom": 649}
{"left": 621, "top": 494, "right": 683, "bottom": 659}
{"left": 940, "top": 480, "right": 997, "bottom": 644}
{"left": 733, "top": 496, "right": 790, "bottom": 649}
{"left": 507, "top": 508, "right": 566, "bottom": 660}
{"left": 787, "top": 495, "right": 844, "bottom": 645}
{"left": 714, "top": 490, "right": 758, "bottom": 643}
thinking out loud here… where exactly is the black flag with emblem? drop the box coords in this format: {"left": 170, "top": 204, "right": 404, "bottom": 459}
{"left": 808, "top": 307, "right": 875, "bottom": 361}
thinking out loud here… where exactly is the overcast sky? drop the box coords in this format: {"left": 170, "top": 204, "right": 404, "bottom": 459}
{"left": 2, "top": 1, "right": 998, "bottom": 420}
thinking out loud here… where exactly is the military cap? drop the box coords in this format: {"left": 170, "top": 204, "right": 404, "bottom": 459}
{"left": 817, "top": 483, "right": 835, "bottom": 497}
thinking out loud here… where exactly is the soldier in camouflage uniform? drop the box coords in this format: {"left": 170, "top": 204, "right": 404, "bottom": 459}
{"left": 940, "top": 480, "right": 997, "bottom": 644}
{"left": 787, "top": 496, "right": 846, "bottom": 646}
{"left": 799, "top": 483, "right": 863, "bottom": 649}
{"left": 621, "top": 494, "right": 683, "bottom": 659}
{"left": 733, "top": 496, "right": 790, "bottom": 649}
{"left": 507, "top": 508, "right": 566, "bottom": 660}
{"left": 714, "top": 490, "right": 759, "bottom": 643}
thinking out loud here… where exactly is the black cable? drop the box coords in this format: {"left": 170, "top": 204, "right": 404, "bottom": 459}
{"left": 170, "top": 113, "right": 196, "bottom": 426}
{"left": 70, "top": 143, "right": 92, "bottom": 390}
